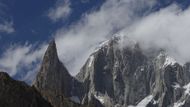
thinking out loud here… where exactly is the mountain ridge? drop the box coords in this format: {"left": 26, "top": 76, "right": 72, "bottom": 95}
{"left": 1, "top": 36, "right": 190, "bottom": 107}
{"left": 0, "top": 71, "right": 52, "bottom": 107}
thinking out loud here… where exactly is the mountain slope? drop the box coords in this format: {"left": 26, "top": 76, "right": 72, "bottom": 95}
{"left": 0, "top": 71, "right": 52, "bottom": 107}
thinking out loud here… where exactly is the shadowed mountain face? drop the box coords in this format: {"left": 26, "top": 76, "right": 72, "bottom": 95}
{"left": 0, "top": 71, "right": 52, "bottom": 107}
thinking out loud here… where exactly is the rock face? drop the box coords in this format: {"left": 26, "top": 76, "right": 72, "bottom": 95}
{"left": 32, "top": 37, "right": 190, "bottom": 107}
{"left": 0, "top": 71, "right": 52, "bottom": 107}
{"left": 3, "top": 35, "right": 190, "bottom": 107}
{"left": 76, "top": 36, "right": 190, "bottom": 107}
{"left": 33, "top": 40, "right": 72, "bottom": 97}
{"left": 33, "top": 40, "right": 84, "bottom": 107}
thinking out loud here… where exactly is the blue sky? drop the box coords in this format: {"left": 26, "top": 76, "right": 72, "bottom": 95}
{"left": 0, "top": 0, "right": 104, "bottom": 52}
{"left": 0, "top": 0, "right": 190, "bottom": 84}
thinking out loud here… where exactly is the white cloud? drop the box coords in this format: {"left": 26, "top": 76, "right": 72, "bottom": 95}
{"left": 120, "top": 4, "right": 190, "bottom": 64}
{"left": 0, "top": 21, "right": 15, "bottom": 34}
{"left": 54, "top": 0, "right": 157, "bottom": 75}
{"left": 48, "top": 0, "right": 71, "bottom": 22}
{"left": 0, "top": 2, "right": 15, "bottom": 34}
{"left": 0, "top": 43, "right": 47, "bottom": 82}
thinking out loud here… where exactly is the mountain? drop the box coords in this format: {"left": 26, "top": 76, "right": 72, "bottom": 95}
{"left": 0, "top": 71, "right": 52, "bottom": 107}
{"left": 76, "top": 36, "right": 190, "bottom": 107}
{"left": 32, "top": 36, "right": 190, "bottom": 107}
{"left": 33, "top": 40, "right": 85, "bottom": 107}
{"left": 2, "top": 35, "right": 190, "bottom": 107}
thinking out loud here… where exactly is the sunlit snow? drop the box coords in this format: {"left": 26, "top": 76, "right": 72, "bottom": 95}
{"left": 94, "top": 94, "right": 105, "bottom": 104}
{"left": 183, "top": 82, "right": 190, "bottom": 95}
{"left": 174, "top": 100, "right": 185, "bottom": 107}
{"left": 163, "top": 56, "right": 177, "bottom": 67}
{"left": 136, "top": 95, "right": 153, "bottom": 107}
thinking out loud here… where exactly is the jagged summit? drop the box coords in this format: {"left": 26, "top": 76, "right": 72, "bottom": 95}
{"left": 33, "top": 39, "right": 70, "bottom": 89}
{"left": 45, "top": 40, "right": 57, "bottom": 55}
{"left": 42, "top": 39, "right": 59, "bottom": 65}
{"left": 34, "top": 39, "right": 70, "bottom": 86}
{"left": 33, "top": 40, "right": 84, "bottom": 107}
{"left": 34, "top": 39, "right": 68, "bottom": 76}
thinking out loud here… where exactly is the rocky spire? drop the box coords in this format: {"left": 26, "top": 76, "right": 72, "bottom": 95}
{"left": 42, "top": 39, "right": 59, "bottom": 65}
{"left": 33, "top": 40, "right": 74, "bottom": 107}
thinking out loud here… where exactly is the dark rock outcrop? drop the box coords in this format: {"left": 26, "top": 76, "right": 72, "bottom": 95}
{"left": 0, "top": 71, "right": 52, "bottom": 107}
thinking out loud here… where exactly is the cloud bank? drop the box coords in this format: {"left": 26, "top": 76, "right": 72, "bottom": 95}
{"left": 121, "top": 4, "right": 190, "bottom": 64}
{"left": 48, "top": 0, "right": 71, "bottom": 22}
{"left": 0, "top": 43, "right": 47, "bottom": 83}
{"left": 1, "top": 0, "right": 190, "bottom": 83}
